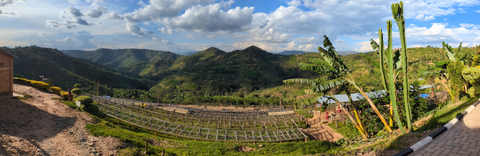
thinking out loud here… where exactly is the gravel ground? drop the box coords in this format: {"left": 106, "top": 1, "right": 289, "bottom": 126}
{"left": 0, "top": 84, "right": 126, "bottom": 156}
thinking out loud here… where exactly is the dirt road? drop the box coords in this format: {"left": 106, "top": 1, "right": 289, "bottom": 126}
{"left": 0, "top": 84, "right": 124, "bottom": 156}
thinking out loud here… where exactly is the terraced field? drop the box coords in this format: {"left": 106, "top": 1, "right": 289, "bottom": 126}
{"left": 93, "top": 96, "right": 308, "bottom": 143}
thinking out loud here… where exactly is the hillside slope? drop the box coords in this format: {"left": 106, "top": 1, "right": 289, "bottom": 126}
{"left": 5, "top": 46, "right": 150, "bottom": 90}
{"left": 62, "top": 48, "right": 181, "bottom": 70}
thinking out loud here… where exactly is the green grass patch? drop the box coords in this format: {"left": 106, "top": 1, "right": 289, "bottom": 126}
{"left": 51, "top": 97, "right": 61, "bottom": 100}
{"left": 416, "top": 97, "right": 477, "bottom": 132}
{"left": 328, "top": 122, "right": 361, "bottom": 141}
{"left": 15, "top": 96, "right": 28, "bottom": 100}
{"left": 62, "top": 101, "right": 78, "bottom": 109}
{"left": 85, "top": 116, "right": 342, "bottom": 156}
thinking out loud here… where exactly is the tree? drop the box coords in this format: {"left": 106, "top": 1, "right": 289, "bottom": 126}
{"left": 284, "top": 35, "right": 393, "bottom": 140}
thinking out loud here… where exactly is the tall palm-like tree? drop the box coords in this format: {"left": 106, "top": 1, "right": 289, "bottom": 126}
{"left": 284, "top": 35, "right": 393, "bottom": 139}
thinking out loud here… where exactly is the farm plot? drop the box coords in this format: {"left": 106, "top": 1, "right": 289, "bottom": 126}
{"left": 93, "top": 96, "right": 308, "bottom": 143}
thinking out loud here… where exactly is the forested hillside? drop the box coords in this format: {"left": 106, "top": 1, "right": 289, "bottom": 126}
{"left": 7, "top": 45, "right": 461, "bottom": 98}
{"left": 62, "top": 48, "right": 181, "bottom": 70}
{"left": 4, "top": 46, "right": 152, "bottom": 91}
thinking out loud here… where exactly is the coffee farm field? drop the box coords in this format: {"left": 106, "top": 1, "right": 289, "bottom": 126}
{"left": 84, "top": 96, "right": 341, "bottom": 155}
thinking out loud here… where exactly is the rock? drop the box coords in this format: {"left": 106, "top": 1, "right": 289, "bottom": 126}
{"left": 258, "top": 144, "right": 263, "bottom": 147}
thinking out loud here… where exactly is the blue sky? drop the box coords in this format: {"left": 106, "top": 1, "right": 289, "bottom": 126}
{"left": 1, "top": 0, "right": 480, "bottom": 53}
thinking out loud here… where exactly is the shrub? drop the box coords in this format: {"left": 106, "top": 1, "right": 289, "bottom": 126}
{"left": 71, "top": 88, "right": 82, "bottom": 95}
{"left": 60, "top": 91, "right": 69, "bottom": 100}
{"left": 75, "top": 96, "right": 93, "bottom": 106}
{"left": 74, "top": 83, "right": 82, "bottom": 88}
{"left": 77, "top": 96, "right": 105, "bottom": 118}
{"left": 50, "top": 86, "right": 63, "bottom": 95}
{"left": 30, "top": 81, "right": 50, "bottom": 91}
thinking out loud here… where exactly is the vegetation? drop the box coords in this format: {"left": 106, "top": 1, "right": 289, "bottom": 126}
{"left": 85, "top": 116, "right": 341, "bottom": 155}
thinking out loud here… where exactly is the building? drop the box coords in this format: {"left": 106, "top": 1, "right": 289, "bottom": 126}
{"left": 318, "top": 85, "right": 435, "bottom": 104}
{"left": 0, "top": 48, "right": 17, "bottom": 97}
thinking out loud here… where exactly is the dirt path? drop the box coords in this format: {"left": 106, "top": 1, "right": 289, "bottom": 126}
{"left": 301, "top": 113, "right": 344, "bottom": 142}
{"left": 0, "top": 84, "right": 125, "bottom": 156}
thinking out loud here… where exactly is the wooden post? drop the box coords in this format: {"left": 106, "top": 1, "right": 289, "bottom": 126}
{"left": 155, "top": 131, "right": 157, "bottom": 136}
{"left": 144, "top": 142, "right": 148, "bottom": 154}
{"left": 305, "top": 138, "right": 308, "bottom": 142}
{"left": 161, "top": 149, "right": 165, "bottom": 156}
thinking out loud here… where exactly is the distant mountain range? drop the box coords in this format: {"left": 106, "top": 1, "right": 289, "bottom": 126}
{"left": 278, "top": 50, "right": 358, "bottom": 55}
{"left": 6, "top": 45, "right": 374, "bottom": 97}
{"left": 175, "top": 51, "right": 201, "bottom": 56}
{"left": 58, "top": 46, "right": 324, "bottom": 95}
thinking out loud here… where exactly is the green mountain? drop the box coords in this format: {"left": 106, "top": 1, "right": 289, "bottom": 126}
{"left": 61, "top": 48, "right": 181, "bottom": 70}
{"left": 5, "top": 46, "right": 151, "bottom": 91}
{"left": 48, "top": 45, "right": 450, "bottom": 97}
{"left": 130, "top": 46, "right": 321, "bottom": 96}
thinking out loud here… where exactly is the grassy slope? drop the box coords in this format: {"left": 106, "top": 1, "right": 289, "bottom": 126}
{"left": 6, "top": 46, "right": 151, "bottom": 90}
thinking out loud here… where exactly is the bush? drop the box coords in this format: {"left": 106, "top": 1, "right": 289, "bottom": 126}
{"left": 74, "top": 83, "right": 82, "bottom": 88}
{"left": 79, "top": 97, "right": 105, "bottom": 118}
{"left": 75, "top": 96, "right": 93, "bottom": 106}
{"left": 50, "top": 86, "right": 63, "bottom": 95}
{"left": 71, "top": 88, "right": 82, "bottom": 95}
{"left": 30, "top": 81, "right": 50, "bottom": 91}
{"left": 60, "top": 91, "right": 69, "bottom": 100}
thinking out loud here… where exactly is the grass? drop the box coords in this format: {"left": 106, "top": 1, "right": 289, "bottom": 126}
{"left": 415, "top": 97, "right": 478, "bottom": 132}
{"left": 62, "top": 101, "right": 78, "bottom": 109}
{"left": 14, "top": 96, "right": 28, "bottom": 100}
{"left": 85, "top": 116, "right": 342, "bottom": 156}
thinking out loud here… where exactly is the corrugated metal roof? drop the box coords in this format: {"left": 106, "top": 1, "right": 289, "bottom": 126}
{"left": 318, "top": 85, "right": 435, "bottom": 104}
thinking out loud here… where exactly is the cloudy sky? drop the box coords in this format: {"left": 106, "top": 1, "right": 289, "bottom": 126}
{"left": 1, "top": 0, "right": 480, "bottom": 53}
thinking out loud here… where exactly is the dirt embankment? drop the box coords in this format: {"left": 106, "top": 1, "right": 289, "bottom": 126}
{"left": 0, "top": 84, "right": 125, "bottom": 156}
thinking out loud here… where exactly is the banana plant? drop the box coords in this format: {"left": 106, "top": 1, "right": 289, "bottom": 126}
{"left": 284, "top": 35, "right": 393, "bottom": 136}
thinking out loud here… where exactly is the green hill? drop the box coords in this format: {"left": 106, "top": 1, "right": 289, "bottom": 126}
{"left": 35, "top": 45, "right": 457, "bottom": 98}
{"left": 5, "top": 46, "right": 151, "bottom": 91}
{"left": 61, "top": 48, "right": 181, "bottom": 70}
{"left": 142, "top": 46, "right": 322, "bottom": 96}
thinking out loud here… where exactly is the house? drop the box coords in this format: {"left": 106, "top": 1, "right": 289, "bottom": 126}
{"left": 0, "top": 48, "right": 17, "bottom": 97}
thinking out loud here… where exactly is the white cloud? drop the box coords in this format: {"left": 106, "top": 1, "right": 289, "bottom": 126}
{"left": 107, "top": 12, "right": 123, "bottom": 20}
{"left": 45, "top": 20, "right": 76, "bottom": 29}
{"left": 138, "top": 0, "right": 147, "bottom": 7}
{"left": 126, "top": 22, "right": 145, "bottom": 36}
{"left": 64, "top": 6, "right": 83, "bottom": 18}
{"left": 49, "top": 31, "right": 97, "bottom": 50}
{"left": 68, "top": 0, "right": 78, "bottom": 4}
{"left": 0, "top": 0, "right": 24, "bottom": 7}
{"left": 161, "top": 2, "right": 254, "bottom": 33}
{"left": 476, "top": 10, "right": 480, "bottom": 13}
{"left": 86, "top": 3, "right": 107, "bottom": 18}
{"left": 460, "top": 23, "right": 475, "bottom": 28}
{"left": 415, "top": 14, "right": 435, "bottom": 21}
{"left": 122, "top": 0, "right": 217, "bottom": 23}
{"left": 0, "top": 9, "right": 18, "bottom": 16}
{"left": 159, "top": 27, "right": 173, "bottom": 34}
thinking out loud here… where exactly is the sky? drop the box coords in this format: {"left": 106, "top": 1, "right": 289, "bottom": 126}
{"left": 1, "top": 0, "right": 480, "bottom": 53}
